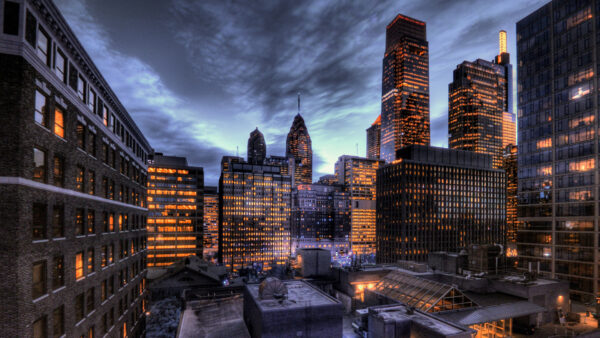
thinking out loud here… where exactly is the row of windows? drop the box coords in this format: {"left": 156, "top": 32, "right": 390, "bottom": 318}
{"left": 25, "top": 10, "right": 148, "bottom": 163}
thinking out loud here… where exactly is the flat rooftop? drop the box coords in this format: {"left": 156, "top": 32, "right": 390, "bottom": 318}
{"left": 370, "top": 304, "right": 473, "bottom": 336}
{"left": 246, "top": 280, "right": 339, "bottom": 311}
{"left": 177, "top": 296, "right": 249, "bottom": 338}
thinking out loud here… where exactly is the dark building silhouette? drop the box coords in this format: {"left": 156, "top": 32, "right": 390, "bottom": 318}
{"left": 380, "top": 14, "right": 430, "bottom": 162}
{"left": 448, "top": 31, "right": 513, "bottom": 169}
{"left": 0, "top": 0, "right": 151, "bottom": 336}
{"left": 247, "top": 127, "right": 266, "bottom": 164}
{"left": 517, "top": 0, "right": 598, "bottom": 301}
{"left": 366, "top": 115, "right": 381, "bottom": 159}
{"left": 203, "top": 186, "right": 219, "bottom": 262}
{"left": 376, "top": 146, "right": 506, "bottom": 263}
{"left": 147, "top": 154, "right": 203, "bottom": 268}
{"left": 286, "top": 114, "right": 312, "bottom": 186}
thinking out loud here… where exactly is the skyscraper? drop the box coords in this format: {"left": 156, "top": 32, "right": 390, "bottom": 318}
{"left": 203, "top": 186, "right": 219, "bottom": 262}
{"left": 286, "top": 114, "right": 312, "bottom": 185}
{"left": 147, "top": 154, "right": 203, "bottom": 268}
{"left": 366, "top": 115, "right": 381, "bottom": 159}
{"left": 291, "top": 183, "right": 350, "bottom": 255}
{"left": 376, "top": 146, "right": 506, "bottom": 263}
{"left": 503, "top": 145, "right": 519, "bottom": 255}
{"left": 448, "top": 31, "right": 513, "bottom": 169}
{"left": 247, "top": 127, "right": 266, "bottom": 164}
{"left": 219, "top": 155, "right": 292, "bottom": 272}
{"left": 380, "top": 14, "right": 430, "bottom": 162}
{"left": 517, "top": 1, "right": 597, "bottom": 301}
{"left": 0, "top": 0, "right": 151, "bottom": 336}
{"left": 335, "top": 155, "right": 384, "bottom": 257}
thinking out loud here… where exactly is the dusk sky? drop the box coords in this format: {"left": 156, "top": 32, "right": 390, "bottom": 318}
{"left": 54, "top": 0, "right": 547, "bottom": 185}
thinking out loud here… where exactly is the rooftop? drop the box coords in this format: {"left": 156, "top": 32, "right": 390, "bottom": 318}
{"left": 246, "top": 280, "right": 339, "bottom": 311}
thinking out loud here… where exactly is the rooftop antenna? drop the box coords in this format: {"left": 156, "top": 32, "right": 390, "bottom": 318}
{"left": 297, "top": 92, "right": 301, "bottom": 114}
{"left": 236, "top": 146, "right": 239, "bottom": 157}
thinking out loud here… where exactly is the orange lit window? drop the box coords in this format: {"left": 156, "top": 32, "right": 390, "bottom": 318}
{"left": 54, "top": 108, "right": 64, "bottom": 138}
{"left": 75, "top": 252, "right": 84, "bottom": 279}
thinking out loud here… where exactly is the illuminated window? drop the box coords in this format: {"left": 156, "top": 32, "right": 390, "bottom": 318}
{"left": 88, "top": 170, "right": 95, "bottom": 195}
{"left": 75, "top": 252, "right": 84, "bottom": 280}
{"left": 34, "top": 91, "right": 47, "bottom": 127}
{"left": 75, "top": 208, "right": 85, "bottom": 236}
{"left": 76, "top": 166, "right": 84, "bottom": 192}
{"left": 54, "top": 108, "right": 64, "bottom": 138}
{"left": 102, "top": 105, "right": 109, "bottom": 126}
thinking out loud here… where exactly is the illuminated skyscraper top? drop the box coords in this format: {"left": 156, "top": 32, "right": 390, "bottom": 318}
{"left": 380, "top": 14, "right": 430, "bottom": 162}
{"left": 247, "top": 127, "right": 266, "bottom": 164}
{"left": 286, "top": 107, "right": 312, "bottom": 186}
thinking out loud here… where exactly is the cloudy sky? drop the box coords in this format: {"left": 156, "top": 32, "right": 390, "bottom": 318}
{"left": 54, "top": 0, "right": 546, "bottom": 185}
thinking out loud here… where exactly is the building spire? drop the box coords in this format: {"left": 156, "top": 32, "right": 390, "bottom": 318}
{"left": 297, "top": 92, "right": 301, "bottom": 115}
{"left": 499, "top": 30, "right": 507, "bottom": 54}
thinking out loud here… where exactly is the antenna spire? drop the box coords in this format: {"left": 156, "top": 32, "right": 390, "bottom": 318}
{"left": 297, "top": 92, "right": 300, "bottom": 114}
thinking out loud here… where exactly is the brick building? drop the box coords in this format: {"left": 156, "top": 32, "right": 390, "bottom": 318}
{"left": 0, "top": 0, "right": 152, "bottom": 337}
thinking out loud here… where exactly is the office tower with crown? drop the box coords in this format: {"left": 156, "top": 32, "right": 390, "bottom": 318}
{"left": 286, "top": 96, "right": 313, "bottom": 186}
{"left": 248, "top": 128, "right": 266, "bottom": 164}
{"left": 380, "top": 14, "right": 430, "bottom": 162}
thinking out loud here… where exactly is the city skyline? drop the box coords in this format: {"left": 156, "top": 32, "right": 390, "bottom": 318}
{"left": 53, "top": 0, "right": 548, "bottom": 185}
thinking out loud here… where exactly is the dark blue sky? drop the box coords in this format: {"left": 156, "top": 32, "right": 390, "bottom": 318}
{"left": 55, "top": 0, "right": 546, "bottom": 185}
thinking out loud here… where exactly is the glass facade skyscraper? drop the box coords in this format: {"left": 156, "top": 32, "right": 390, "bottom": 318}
{"left": 366, "top": 115, "right": 381, "bottom": 159}
{"left": 147, "top": 154, "right": 204, "bottom": 267}
{"left": 376, "top": 146, "right": 506, "bottom": 263}
{"left": 286, "top": 114, "right": 312, "bottom": 186}
{"left": 448, "top": 33, "right": 513, "bottom": 169}
{"left": 247, "top": 127, "right": 266, "bottom": 164}
{"left": 380, "top": 14, "right": 430, "bottom": 162}
{"left": 517, "top": 0, "right": 598, "bottom": 301}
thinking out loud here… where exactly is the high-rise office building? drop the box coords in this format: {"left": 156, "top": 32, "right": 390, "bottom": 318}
{"left": 203, "top": 186, "right": 219, "bottom": 262}
{"left": 335, "top": 155, "right": 384, "bottom": 257}
{"left": 380, "top": 14, "right": 430, "bottom": 162}
{"left": 503, "top": 111, "right": 517, "bottom": 148}
{"left": 448, "top": 31, "right": 513, "bottom": 169}
{"left": 219, "top": 155, "right": 292, "bottom": 272}
{"left": 247, "top": 127, "right": 266, "bottom": 164}
{"left": 503, "top": 145, "right": 519, "bottom": 255}
{"left": 286, "top": 114, "right": 312, "bottom": 185}
{"left": 147, "top": 154, "right": 203, "bottom": 268}
{"left": 366, "top": 115, "right": 381, "bottom": 159}
{"left": 517, "top": 1, "right": 598, "bottom": 301}
{"left": 376, "top": 146, "right": 506, "bottom": 263}
{"left": 0, "top": 0, "right": 151, "bottom": 336}
{"left": 291, "top": 184, "right": 350, "bottom": 255}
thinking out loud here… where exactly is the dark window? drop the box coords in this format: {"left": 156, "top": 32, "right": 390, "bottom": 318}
{"left": 34, "top": 90, "right": 47, "bottom": 126}
{"left": 102, "top": 245, "right": 108, "bottom": 267}
{"left": 68, "top": 62, "right": 78, "bottom": 90}
{"left": 36, "top": 27, "right": 50, "bottom": 66}
{"left": 52, "top": 305, "right": 64, "bottom": 338}
{"left": 32, "top": 316, "right": 47, "bottom": 338}
{"left": 53, "top": 156, "right": 64, "bottom": 187}
{"left": 33, "top": 147, "right": 46, "bottom": 183}
{"left": 54, "top": 49, "right": 66, "bottom": 82}
{"left": 75, "top": 293, "right": 85, "bottom": 321}
{"left": 88, "top": 89, "right": 96, "bottom": 113}
{"left": 52, "top": 256, "right": 64, "bottom": 290}
{"left": 101, "top": 279, "right": 107, "bottom": 302}
{"left": 3, "top": 1, "right": 19, "bottom": 35}
{"left": 109, "top": 275, "right": 114, "bottom": 295}
{"left": 77, "top": 75, "right": 86, "bottom": 102}
{"left": 88, "top": 132, "right": 97, "bottom": 157}
{"left": 32, "top": 261, "right": 46, "bottom": 299}
{"left": 102, "top": 143, "right": 109, "bottom": 164}
{"left": 76, "top": 166, "right": 84, "bottom": 192}
{"left": 76, "top": 123, "right": 85, "bottom": 149}
{"left": 32, "top": 203, "right": 47, "bottom": 240}
{"left": 86, "top": 287, "right": 95, "bottom": 313}
{"left": 52, "top": 205, "right": 64, "bottom": 238}
{"left": 75, "top": 208, "right": 85, "bottom": 236}
{"left": 25, "top": 10, "right": 36, "bottom": 46}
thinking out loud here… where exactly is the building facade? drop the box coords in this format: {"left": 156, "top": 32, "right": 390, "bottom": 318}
{"left": 448, "top": 31, "right": 513, "bottom": 169}
{"left": 380, "top": 14, "right": 430, "bottom": 162}
{"left": 517, "top": 0, "right": 599, "bottom": 301}
{"left": 286, "top": 114, "right": 313, "bottom": 186}
{"left": 203, "top": 186, "right": 219, "bottom": 262}
{"left": 0, "top": 0, "right": 151, "bottom": 336}
{"left": 291, "top": 184, "right": 350, "bottom": 255}
{"left": 147, "top": 154, "right": 203, "bottom": 268}
{"left": 503, "top": 145, "right": 519, "bottom": 255}
{"left": 366, "top": 115, "right": 381, "bottom": 160}
{"left": 218, "top": 156, "right": 292, "bottom": 272}
{"left": 335, "top": 156, "right": 384, "bottom": 257}
{"left": 376, "top": 146, "right": 506, "bottom": 263}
